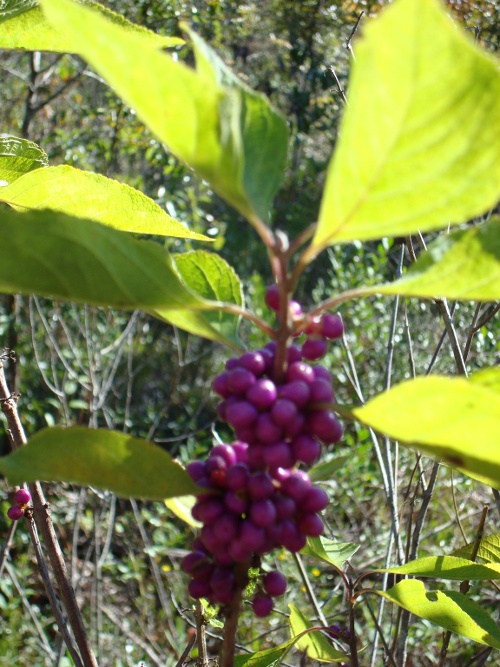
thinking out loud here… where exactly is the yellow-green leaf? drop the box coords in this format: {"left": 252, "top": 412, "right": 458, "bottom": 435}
{"left": 353, "top": 371, "right": 500, "bottom": 486}
{"left": 288, "top": 604, "right": 349, "bottom": 663}
{"left": 0, "top": 135, "right": 48, "bottom": 184}
{"left": 0, "top": 165, "right": 207, "bottom": 240}
{"left": 378, "top": 579, "right": 500, "bottom": 648}
{"left": 377, "top": 555, "right": 500, "bottom": 581}
{"left": 313, "top": 0, "right": 500, "bottom": 250}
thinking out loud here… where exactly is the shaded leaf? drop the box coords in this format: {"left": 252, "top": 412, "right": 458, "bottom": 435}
{"left": 314, "top": 0, "right": 500, "bottom": 249}
{"left": 0, "top": 209, "right": 205, "bottom": 310}
{"left": 0, "top": 1, "right": 181, "bottom": 52}
{"left": 378, "top": 579, "right": 500, "bottom": 648}
{"left": 365, "top": 219, "right": 500, "bottom": 301}
{"left": 0, "top": 135, "right": 48, "bottom": 185}
{"left": 353, "top": 372, "right": 500, "bottom": 486}
{"left": 0, "top": 427, "right": 199, "bottom": 500}
{"left": 0, "top": 165, "right": 208, "bottom": 240}
{"left": 234, "top": 636, "right": 299, "bottom": 667}
{"left": 453, "top": 534, "right": 500, "bottom": 564}
{"left": 377, "top": 555, "right": 500, "bottom": 581}
{"left": 302, "top": 536, "right": 359, "bottom": 570}
{"left": 309, "top": 455, "right": 349, "bottom": 483}
{"left": 288, "top": 604, "right": 349, "bottom": 663}
{"left": 0, "top": 0, "right": 36, "bottom": 22}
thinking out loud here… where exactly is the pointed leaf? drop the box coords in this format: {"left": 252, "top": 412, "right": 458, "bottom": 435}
{"left": 378, "top": 579, "right": 500, "bottom": 648}
{"left": 234, "top": 636, "right": 300, "bottom": 667}
{"left": 377, "top": 555, "right": 500, "bottom": 581}
{"left": 365, "top": 219, "right": 500, "bottom": 301}
{"left": 314, "top": 0, "right": 500, "bottom": 249}
{"left": 0, "top": 135, "right": 48, "bottom": 185}
{"left": 453, "top": 535, "right": 500, "bottom": 564}
{"left": 185, "top": 26, "right": 288, "bottom": 220}
{"left": 353, "top": 372, "right": 500, "bottom": 486}
{"left": 0, "top": 165, "right": 208, "bottom": 240}
{"left": 301, "top": 536, "right": 359, "bottom": 570}
{"left": 0, "top": 209, "right": 205, "bottom": 310}
{"left": 0, "top": 427, "right": 199, "bottom": 500}
{"left": 0, "top": 0, "right": 37, "bottom": 22}
{"left": 38, "top": 0, "right": 287, "bottom": 220}
{"left": 309, "top": 455, "right": 349, "bottom": 483}
{"left": 0, "top": 2, "right": 182, "bottom": 52}
{"left": 288, "top": 605, "right": 349, "bottom": 663}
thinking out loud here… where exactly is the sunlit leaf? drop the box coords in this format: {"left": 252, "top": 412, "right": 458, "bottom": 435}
{"left": 313, "top": 0, "right": 500, "bottom": 250}
{"left": 0, "top": 209, "right": 205, "bottom": 310}
{"left": 288, "top": 605, "right": 349, "bottom": 663}
{"left": 453, "top": 535, "right": 500, "bottom": 564}
{"left": 302, "top": 536, "right": 359, "bottom": 570}
{"left": 365, "top": 219, "right": 500, "bottom": 301}
{"left": 378, "top": 579, "right": 500, "bottom": 648}
{"left": 353, "top": 372, "right": 500, "bottom": 486}
{"left": 0, "top": 135, "right": 48, "bottom": 185}
{"left": 0, "top": 427, "right": 199, "bottom": 500}
{"left": 39, "top": 0, "right": 288, "bottom": 221}
{"left": 0, "top": 165, "right": 208, "bottom": 240}
{"left": 377, "top": 555, "right": 500, "bottom": 581}
{"left": 164, "top": 496, "right": 200, "bottom": 528}
{"left": 0, "top": 1, "right": 182, "bottom": 52}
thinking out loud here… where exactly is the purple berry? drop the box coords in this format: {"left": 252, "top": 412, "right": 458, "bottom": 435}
{"left": 213, "top": 513, "right": 239, "bottom": 542}
{"left": 287, "top": 345, "right": 303, "bottom": 364}
{"left": 239, "top": 351, "right": 266, "bottom": 376}
{"left": 285, "top": 362, "right": 315, "bottom": 384}
{"left": 188, "top": 578, "right": 211, "bottom": 599}
{"left": 192, "top": 498, "right": 225, "bottom": 524}
{"left": 265, "top": 285, "right": 281, "bottom": 311}
{"left": 309, "top": 378, "right": 334, "bottom": 403}
{"left": 292, "top": 434, "right": 321, "bottom": 464}
{"left": 224, "top": 491, "right": 248, "bottom": 514}
{"left": 307, "top": 410, "right": 343, "bottom": 444}
{"left": 253, "top": 593, "right": 274, "bottom": 617}
{"left": 226, "top": 463, "right": 250, "bottom": 491}
{"left": 283, "top": 411, "right": 305, "bottom": 437}
{"left": 227, "top": 368, "right": 256, "bottom": 395}
{"left": 301, "top": 337, "right": 328, "bottom": 361}
{"left": 225, "top": 358, "right": 240, "bottom": 371}
{"left": 247, "top": 444, "right": 267, "bottom": 470}
{"left": 210, "top": 445, "right": 237, "bottom": 467}
{"left": 262, "top": 441, "right": 294, "bottom": 469}
{"left": 212, "top": 372, "right": 231, "bottom": 398}
{"left": 302, "top": 487, "right": 329, "bottom": 512}
{"left": 239, "top": 520, "right": 266, "bottom": 552}
{"left": 279, "top": 380, "right": 311, "bottom": 407}
{"left": 271, "top": 398, "right": 298, "bottom": 426}
{"left": 282, "top": 471, "right": 311, "bottom": 501}
{"left": 225, "top": 400, "right": 259, "bottom": 429}
{"left": 289, "top": 300, "right": 302, "bottom": 318}
{"left": 256, "top": 413, "right": 283, "bottom": 444}
{"left": 297, "top": 513, "right": 324, "bottom": 537}
{"left": 7, "top": 505, "right": 24, "bottom": 521}
{"left": 312, "top": 365, "right": 332, "bottom": 382}
{"left": 321, "top": 314, "right": 344, "bottom": 339}
{"left": 13, "top": 488, "right": 31, "bottom": 507}
{"left": 205, "top": 455, "right": 227, "bottom": 475}
{"left": 274, "top": 495, "right": 296, "bottom": 519}
{"left": 263, "top": 571, "right": 287, "bottom": 597}
{"left": 210, "top": 566, "right": 235, "bottom": 593}
{"left": 279, "top": 520, "right": 307, "bottom": 552}
{"left": 231, "top": 441, "right": 249, "bottom": 462}
{"left": 250, "top": 499, "right": 277, "bottom": 527}
{"left": 248, "top": 472, "right": 274, "bottom": 500}
{"left": 247, "top": 379, "right": 278, "bottom": 410}
{"left": 187, "top": 461, "right": 206, "bottom": 482}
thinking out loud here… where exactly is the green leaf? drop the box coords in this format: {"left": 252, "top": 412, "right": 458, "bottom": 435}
{"left": 0, "top": 0, "right": 37, "bottom": 22}
{"left": 234, "top": 636, "right": 298, "bottom": 667}
{"left": 352, "top": 372, "right": 500, "bottom": 487}
{"left": 301, "top": 536, "right": 359, "bottom": 570}
{"left": 378, "top": 579, "right": 500, "bottom": 648}
{"left": 172, "top": 250, "right": 243, "bottom": 342}
{"left": 365, "top": 219, "right": 500, "bottom": 301}
{"left": 38, "top": 0, "right": 287, "bottom": 221}
{"left": 288, "top": 605, "right": 349, "bottom": 663}
{"left": 0, "top": 135, "right": 48, "bottom": 184}
{"left": 0, "top": 165, "right": 208, "bottom": 240}
{"left": 185, "top": 26, "right": 289, "bottom": 221}
{"left": 313, "top": 0, "right": 500, "bottom": 250}
{"left": 0, "top": 427, "right": 199, "bottom": 500}
{"left": 377, "top": 555, "right": 500, "bottom": 581}
{"left": 0, "top": 1, "right": 182, "bottom": 52}
{"left": 453, "top": 535, "right": 500, "bottom": 564}
{"left": 308, "top": 455, "right": 349, "bottom": 483}
{"left": 0, "top": 209, "right": 205, "bottom": 310}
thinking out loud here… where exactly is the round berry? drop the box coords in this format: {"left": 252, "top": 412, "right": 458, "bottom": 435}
{"left": 321, "top": 314, "right": 344, "bottom": 339}
{"left": 291, "top": 434, "right": 321, "bottom": 464}
{"left": 285, "top": 362, "right": 315, "bottom": 384}
{"left": 239, "top": 351, "right": 266, "bottom": 377}
{"left": 247, "top": 379, "right": 278, "bottom": 411}
{"left": 225, "top": 400, "right": 259, "bottom": 429}
{"left": 301, "top": 337, "right": 328, "bottom": 361}
{"left": 210, "top": 445, "right": 237, "bottom": 467}
{"left": 7, "top": 505, "right": 24, "bottom": 521}
{"left": 297, "top": 513, "right": 324, "bottom": 537}
{"left": 253, "top": 593, "right": 274, "bottom": 617}
{"left": 250, "top": 499, "right": 277, "bottom": 527}
{"left": 255, "top": 413, "right": 283, "bottom": 444}
{"left": 226, "top": 463, "right": 250, "bottom": 491}
{"left": 309, "top": 378, "right": 334, "bottom": 403}
{"left": 212, "top": 372, "right": 231, "bottom": 398}
{"left": 271, "top": 398, "right": 298, "bottom": 426}
{"left": 307, "top": 410, "right": 343, "bottom": 444}
{"left": 188, "top": 578, "right": 211, "bottom": 599}
{"left": 263, "top": 571, "right": 287, "bottom": 597}
{"left": 265, "top": 285, "right": 281, "bottom": 311}
{"left": 248, "top": 472, "right": 274, "bottom": 500}
{"left": 279, "top": 380, "right": 311, "bottom": 408}
{"left": 302, "top": 487, "right": 329, "bottom": 513}
{"left": 227, "top": 368, "right": 256, "bottom": 395}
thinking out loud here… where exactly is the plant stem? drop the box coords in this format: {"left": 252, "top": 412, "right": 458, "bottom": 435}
{"left": 220, "top": 562, "right": 249, "bottom": 667}
{"left": 194, "top": 600, "right": 209, "bottom": 667}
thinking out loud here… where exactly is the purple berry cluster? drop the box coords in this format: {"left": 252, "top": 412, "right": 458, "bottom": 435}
{"left": 183, "top": 286, "right": 344, "bottom": 616}
{"left": 6, "top": 488, "right": 31, "bottom": 521}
